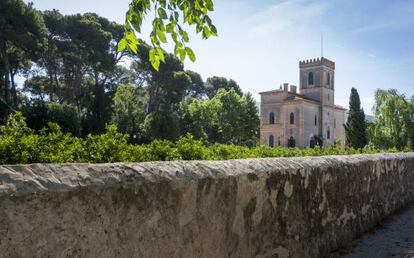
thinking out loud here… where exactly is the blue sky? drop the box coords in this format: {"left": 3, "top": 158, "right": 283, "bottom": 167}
{"left": 29, "top": 0, "right": 414, "bottom": 114}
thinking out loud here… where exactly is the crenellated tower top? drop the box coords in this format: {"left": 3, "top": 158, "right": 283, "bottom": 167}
{"left": 299, "top": 57, "right": 335, "bottom": 69}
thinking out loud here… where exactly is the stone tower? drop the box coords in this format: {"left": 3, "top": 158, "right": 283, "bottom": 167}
{"left": 299, "top": 57, "right": 335, "bottom": 142}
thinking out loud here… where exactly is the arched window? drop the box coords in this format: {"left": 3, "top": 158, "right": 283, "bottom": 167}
{"left": 314, "top": 115, "right": 317, "bottom": 126}
{"left": 334, "top": 118, "right": 336, "bottom": 128}
{"left": 308, "top": 72, "right": 314, "bottom": 85}
{"left": 269, "top": 135, "right": 274, "bottom": 147}
{"left": 269, "top": 112, "right": 275, "bottom": 124}
{"left": 278, "top": 136, "right": 281, "bottom": 146}
{"left": 290, "top": 112, "right": 295, "bottom": 124}
{"left": 288, "top": 136, "right": 296, "bottom": 148}
{"left": 327, "top": 127, "right": 331, "bottom": 139}
{"left": 327, "top": 73, "right": 330, "bottom": 86}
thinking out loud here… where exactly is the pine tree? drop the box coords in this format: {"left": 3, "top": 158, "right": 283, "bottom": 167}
{"left": 345, "top": 88, "right": 367, "bottom": 148}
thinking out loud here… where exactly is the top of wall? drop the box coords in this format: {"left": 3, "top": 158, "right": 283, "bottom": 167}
{"left": 0, "top": 153, "right": 412, "bottom": 197}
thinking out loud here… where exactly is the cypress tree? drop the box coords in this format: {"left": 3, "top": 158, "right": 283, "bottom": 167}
{"left": 345, "top": 88, "right": 367, "bottom": 148}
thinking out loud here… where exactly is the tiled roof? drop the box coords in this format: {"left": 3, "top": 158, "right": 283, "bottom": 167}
{"left": 284, "top": 93, "right": 320, "bottom": 103}
{"left": 334, "top": 105, "right": 347, "bottom": 110}
{"left": 258, "top": 89, "right": 284, "bottom": 94}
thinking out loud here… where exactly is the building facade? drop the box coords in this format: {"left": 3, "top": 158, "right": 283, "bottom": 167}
{"left": 260, "top": 57, "right": 346, "bottom": 148}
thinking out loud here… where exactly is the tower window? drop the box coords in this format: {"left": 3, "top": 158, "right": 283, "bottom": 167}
{"left": 327, "top": 127, "right": 331, "bottom": 139}
{"left": 269, "top": 135, "right": 274, "bottom": 147}
{"left": 314, "top": 115, "right": 317, "bottom": 126}
{"left": 290, "top": 112, "right": 295, "bottom": 124}
{"left": 269, "top": 112, "right": 275, "bottom": 124}
{"left": 327, "top": 73, "right": 330, "bottom": 86}
{"left": 308, "top": 72, "right": 314, "bottom": 85}
{"left": 334, "top": 118, "right": 336, "bottom": 128}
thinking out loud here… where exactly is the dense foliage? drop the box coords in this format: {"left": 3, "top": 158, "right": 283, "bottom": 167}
{"left": 0, "top": 112, "right": 397, "bottom": 165}
{"left": 0, "top": 1, "right": 257, "bottom": 147}
{"left": 182, "top": 89, "right": 259, "bottom": 145}
{"left": 367, "top": 89, "right": 414, "bottom": 150}
{"left": 345, "top": 88, "right": 367, "bottom": 149}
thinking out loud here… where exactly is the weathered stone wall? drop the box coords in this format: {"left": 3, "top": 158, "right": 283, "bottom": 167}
{"left": 0, "top": 153, "right": 413, "bottom": 258}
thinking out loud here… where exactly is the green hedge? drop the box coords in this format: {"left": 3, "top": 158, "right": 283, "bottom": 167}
{"left": 0, "top": 112, "right": 399, "bottom": 165}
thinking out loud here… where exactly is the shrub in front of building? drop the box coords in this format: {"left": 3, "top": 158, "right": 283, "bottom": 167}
{"left": 0, "top": 113, "right": 399, "bottom": 165}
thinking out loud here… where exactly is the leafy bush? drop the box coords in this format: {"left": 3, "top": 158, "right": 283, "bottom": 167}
{"left": 176, "top": 133, "right": 208, "bottom": 160}
{"left": 0, "top": 112, "right": 40, "bottom": 164}
{"left": 37, "top": 123, "right": 83, "bottom": 163}
{"left": 141, "top": 140, "right": 181, "bottom": 161}
{"left": 82, "top": 125, "right": 130, "bottom": 163}
{"left": 0, "top": 112, "right": 403, "bottom": 165}
{"left": 207, "top": 143, "right": 251, "bottom": 160}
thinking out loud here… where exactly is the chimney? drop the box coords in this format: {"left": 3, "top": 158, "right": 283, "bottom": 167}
{"left": 283, "top": 83, "right": 289, "bottom": 91}
{"left": 290, "top": 85, "right": 297, "bottom": 93}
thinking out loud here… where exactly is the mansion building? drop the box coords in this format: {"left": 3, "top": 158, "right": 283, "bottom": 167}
{"left": 259, "top": 57, "right": 346, "bottom": 148}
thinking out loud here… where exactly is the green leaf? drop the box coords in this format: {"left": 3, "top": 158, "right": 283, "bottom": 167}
{"left": 149, "top": 48, "right": 156, "bottom": 63}
{"left": 166, "top": 22, "right": 175, "bottom": 33}
{"left": 185, "top": 47, "right": 196, "bottom": 62}
{"left": 202, "top": 26, "right": 211, "bottom": 39}
{"left": 152, "top": 58, "right": 161, "bottom": 71}
{"left": 174, "top": 45, "right": 180, "bottom": 56}
{"left": 150, "top": 32, "right": 159, "bottom": 45}
{"left": 156, "top": 47, "right": 165, "bottom": 62}
{"left": 117, "top": 38, "right": 128, "bottom": 52}
{"left": 179, "top": 47, "right": 186, "bottom": 62}
{"left": 157, "top": 8, "right": 168, "bottom": 19}
{"left": 210, "top": 25, "right": 218, "bottom": 35}
{"left": 125, "top": 30, "right": 139, "bottom": 53}
{"left": 206, "top": 0, "right": 214, "bottom": 10}
{"left": 156, "top": 28, "right": 168, "bottom": 43}
{"left": 149, "top": 48, "right": 164, "bottom": 71}
{"left": 181, "top": 30, "right": 189, "bottom": 42}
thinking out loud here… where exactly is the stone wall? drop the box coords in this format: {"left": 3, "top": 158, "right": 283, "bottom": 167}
{"left": 0, "top": 153, "right": 413, "bottom": 258}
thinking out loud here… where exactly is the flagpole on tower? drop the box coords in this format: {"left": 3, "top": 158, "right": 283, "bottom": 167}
{"left": 321, "top": 32, "right": 324, "bottom": 58}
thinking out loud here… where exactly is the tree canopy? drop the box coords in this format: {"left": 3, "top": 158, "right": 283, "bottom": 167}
{"left": 344, "top": 88, "right": 367, "bottom": 149}
{"left": 111, "top": 83, "right": 147, "bottom": 143}
{"left": 368, "top": 89, "right": 414, "bottom": 150}
{"left": 205, "top": 76, "right": 243, "bottom": 98}
{"left": 182, "top": 88, "right": 259, "bottom": 145}
{"left": 0, "top": 0, "right": 47, "bottom": 117}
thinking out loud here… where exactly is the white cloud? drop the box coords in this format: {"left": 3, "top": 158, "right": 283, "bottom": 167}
{"left": 245, "top": 0, "right": 330, "bottom": 38}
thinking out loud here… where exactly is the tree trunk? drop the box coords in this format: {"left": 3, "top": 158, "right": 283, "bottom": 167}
{"left": 47, "top": 71, "right": 55, "bottom": 102}
{"left": 10, "top": 72, "right": 17, "bottom": 108}
{"left": 0, "top": 42, "right": 11, "bottom": 114}
{"left": 147, "top": 79, "right": 160, "bottom": 114}
{"left": 92, "top": 69, "right": 105, "bottom": 134}
{"left": 93, "top": 83, "right": 105, "bottom": 133}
